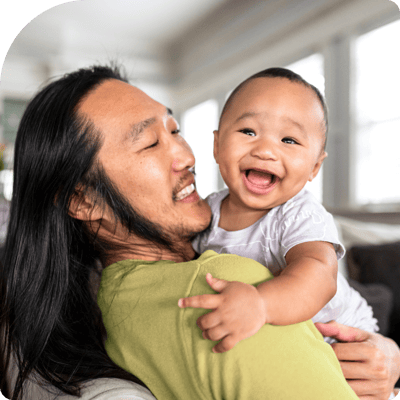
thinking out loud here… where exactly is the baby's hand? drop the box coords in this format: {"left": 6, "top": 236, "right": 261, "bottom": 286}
{"left": 178, "top": 273, "right": 266, "bottom": 353}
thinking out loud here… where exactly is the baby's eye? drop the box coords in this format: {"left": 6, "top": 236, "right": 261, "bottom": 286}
{"left": 172, "top": 129, "right": 181, "bottom": 135}
{"left": 240, "top": 128, "right": 256, "bottom": 137}
{"left": 282, "top": 137, "right": 298, "bottom": 145}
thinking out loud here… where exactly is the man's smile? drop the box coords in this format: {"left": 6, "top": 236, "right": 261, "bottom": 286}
{"left": 175, "top": 183, "right": 196, "bottom": 201}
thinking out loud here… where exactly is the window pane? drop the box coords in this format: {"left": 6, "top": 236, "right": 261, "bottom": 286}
{"left": 181, "top": 99, "right": 219, "bottom": 198}
{"left": 354, "top": 19, "right": 400, "bottom": 205}
{"left": 286, "top": 53, "right": 325, "bottom": 203}
{"left": 286, "top": 53, "right": 325, "bottom": 96}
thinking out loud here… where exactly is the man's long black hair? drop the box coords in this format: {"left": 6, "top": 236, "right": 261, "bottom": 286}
{"left": 0, "top": 65, "right": 160, "bottom": 399}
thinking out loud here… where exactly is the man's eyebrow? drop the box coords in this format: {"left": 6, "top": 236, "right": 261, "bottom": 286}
{"left": 125, "top": 108, "right": 173, "bottom": 143}
{"left": 126, "top": 117, "right": 156, "bottom": 143}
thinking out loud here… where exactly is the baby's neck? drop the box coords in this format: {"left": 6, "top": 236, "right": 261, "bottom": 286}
{"left": 218, "top": 195, "right": 270, "bottom": 231}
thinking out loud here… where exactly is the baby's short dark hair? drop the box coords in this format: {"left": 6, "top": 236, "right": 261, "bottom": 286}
{"left": 220, "top": 67, "right": 328, "bottom": 150}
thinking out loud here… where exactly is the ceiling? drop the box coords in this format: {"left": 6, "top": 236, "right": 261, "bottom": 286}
{"left": 6, "top": 0, "right": 229, "bottom": 60}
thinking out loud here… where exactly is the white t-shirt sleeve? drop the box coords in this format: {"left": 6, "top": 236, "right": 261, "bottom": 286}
{"left": 312, "top": 272, "right": 379, "bottom": 333}
{"left": 277, "top": 190, "right": 345, "bottom": 261}
{"left": 334, "top": 274, "right": 379, "bottom": 333}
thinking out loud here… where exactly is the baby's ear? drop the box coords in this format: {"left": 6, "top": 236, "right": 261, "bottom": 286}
{"left": 308, "top": 151, "right": 327, "bottom": 182}
{"left": 213, "top": 130, "right": 220, "bottom": 164}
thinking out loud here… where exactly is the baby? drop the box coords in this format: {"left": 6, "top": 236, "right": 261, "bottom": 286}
{"left": 179, "top": 68, "right": 377, "bottom": 353}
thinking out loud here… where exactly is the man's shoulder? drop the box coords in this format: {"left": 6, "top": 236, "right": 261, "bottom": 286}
{"left": 197, "top": 250, "right": 273, "bottom": 284}
{"left": 99, "top": 251, "right": 273, "bottom": 300}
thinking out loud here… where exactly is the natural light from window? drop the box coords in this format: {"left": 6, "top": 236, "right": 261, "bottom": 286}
{"left": 354, "top": 19, "right": 400, "bottom": 205}
{"left": 286, "top": 53, "right": 325, "bottom": 203}
{"left": 181, "top": 99, "right": 219, "bottom": 198}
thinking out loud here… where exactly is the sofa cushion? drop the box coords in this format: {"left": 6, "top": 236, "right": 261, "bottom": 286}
{"left": 347, "top": 242, "right": 400, "bottom": 343}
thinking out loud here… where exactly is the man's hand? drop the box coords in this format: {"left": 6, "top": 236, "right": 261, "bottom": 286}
{"left": 315, "top": 321, "right": 400, "bottom": 400}
{"left": 178, "top": 273, "right": 266, "bottom": 353}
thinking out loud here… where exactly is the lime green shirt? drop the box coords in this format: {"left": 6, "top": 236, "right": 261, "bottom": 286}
{"left": 98, "top": 250, "right": 357, "bottom": 400}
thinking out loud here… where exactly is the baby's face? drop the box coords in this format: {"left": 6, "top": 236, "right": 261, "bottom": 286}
{"left": 214, "top": 77, "right": 327, "bottom": 212}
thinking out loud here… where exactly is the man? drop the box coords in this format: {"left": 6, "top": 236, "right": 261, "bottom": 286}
{"left": 1, "top": 65, "right": 399, "bottom": 400}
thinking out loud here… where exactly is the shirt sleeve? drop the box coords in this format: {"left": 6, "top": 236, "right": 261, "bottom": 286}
{"left": 331, "top": 273, "right": 379, "bottom": 333}
{"left": 277, "top": 190, "right": 345, "bottom": 261}
{"left": 312, "top": 272, "right": 379, "bottom": 336}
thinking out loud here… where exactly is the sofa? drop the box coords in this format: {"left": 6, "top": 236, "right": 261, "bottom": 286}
{"left": 334, "top": 216, "right": 400, "bottom": 344}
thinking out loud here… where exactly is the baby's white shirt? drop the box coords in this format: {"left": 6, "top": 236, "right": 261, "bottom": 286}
{"left": 192, "top": 188, "right": 378, "bottom": 333}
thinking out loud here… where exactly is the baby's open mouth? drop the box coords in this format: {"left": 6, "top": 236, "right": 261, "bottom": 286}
{"left": 245, "top": 169, "right": 276, "bottom": 187}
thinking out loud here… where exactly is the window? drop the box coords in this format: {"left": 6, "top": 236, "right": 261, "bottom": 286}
{"left": 353, "top": 19, "right": 400, "bottom": 205}
{"left": 2, "top": 98, "right": 27, "bottom": 147}
{"left": 286, "top": 53, "right": 325, "bottom": 203}
{"left": 181, "top": 99, "right": 219, "bottom": 198}
{"left": 0, "top": 170, "right": 13, "bottom": 202}
{"left": 0, "top": 98, "right": 26, "bottom": 203}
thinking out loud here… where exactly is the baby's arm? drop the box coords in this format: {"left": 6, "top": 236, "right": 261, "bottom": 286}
{"left": 179, "top": 272, "right": 268, "bottom": 352}
{"left": 259, "top": 241, "right": 337, "bottom": 325}
{"left": 179, "top": 241, "right": 337, "bottom": 353}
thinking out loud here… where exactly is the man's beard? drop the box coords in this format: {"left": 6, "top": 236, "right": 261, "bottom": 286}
{"left": 86, "top": 164, "right": 201, "bottom": 256}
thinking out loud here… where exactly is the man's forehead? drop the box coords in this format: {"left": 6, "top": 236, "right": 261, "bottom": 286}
{"left": 78, "top": 79, "right": 171, "bottom": 135}
{"left": 79, "top": 79, "right": 153, "bottom": 114}
{"left": 78, "top": 79, "right": 175, "bottom": 150}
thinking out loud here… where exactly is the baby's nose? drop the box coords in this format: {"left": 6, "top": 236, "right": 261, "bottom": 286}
{"left": 251, "top": 138, "right": 278, "bottom": 160}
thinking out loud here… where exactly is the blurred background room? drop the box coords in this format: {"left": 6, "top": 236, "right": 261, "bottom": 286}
{"left": 0, "top": 0, "right": 400, "bottom": 345}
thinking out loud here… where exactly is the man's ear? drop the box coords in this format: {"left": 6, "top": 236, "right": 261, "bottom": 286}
{"left": 213, "top": 130, "right": 220, "bottom": 164}
{"left": 308, "top": 151, "right": 327, "bottom": 182}
{"left": 68, "top": 191, "right": 104, "bottom": 221}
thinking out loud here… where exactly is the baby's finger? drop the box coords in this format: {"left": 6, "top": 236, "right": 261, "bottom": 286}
{"left": 213, "top": 335, "right": 238, "bottom": 353}
{"left": 203, "top": 325, "right": 229, "bottom": 342}
{"left": 178, "top": 294, "right": 220, "bottom": 309}
{"left": 197, "top": 310, "right": 221, "bottom": 330}
{"left": 205, "top": 273, "right": 230, "bottom": 293}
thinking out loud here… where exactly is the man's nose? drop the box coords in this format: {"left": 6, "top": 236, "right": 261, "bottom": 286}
{"left": 250, "top": 136, "right": 279, "bottom": 161}
{"left": 171, "top": 136, "right": 196, "bottom": 172}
